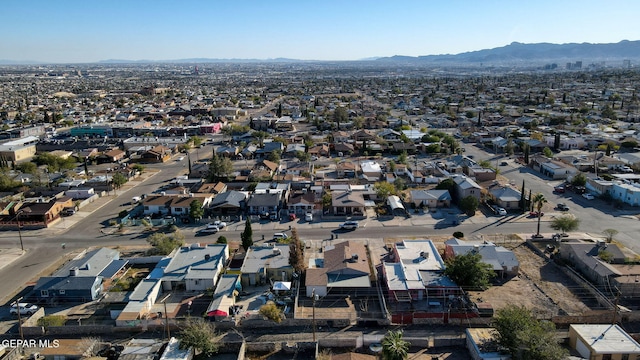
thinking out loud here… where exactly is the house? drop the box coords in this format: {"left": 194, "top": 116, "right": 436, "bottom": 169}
{"left": 288, "top": 192, "right": 315, "bottom": 214}
{"left": 256, "top": 142, "right": 284, "bottom": 157}
{"left": 409, "top": 189, "right": 452, "bottom": 208}
{"left": 381, "top": 239, "right": 459, "bottom": 304}
{"left": 531, "top": 155, "right": 578, "bottom": 179}
{"left": 160, "top": 243, "right": 229, "bottom": 292}
{"left": 168, "top": 195, "right": 212, "bottom": 219}
{"left": 195, "top": 182, "right": 227, "bottom": 195}
{"left": 246, "top": 192, "right": 281, "bottom": 215}
{"left": 140, "top": 145, "right": 172, "bottom": 163}
{"left": 569, "top": 324, "right": 640, "bottom": 360}
{"left": 33, "top": 248, "right": 127, "bottom": 302}
{"left": 240, "top": 244, "right": 292, "bottom": 287}
{"left": 336, "top": 161, "right": 357, "bottom": 178}
{"left": 331, "top": 191, "right": 365, "bottom": 216}
{"left": 141, "top": 195, "right": 173, "bottom": 216}
{"left": 452, "top": 174, "right": 482, "bottom": 202}
{"left": 209, "top": 190, "right": 246, "bottom": 215}
{"left": 96, "top": 148, "right": 126, "bottom": 164}
{"left": 308, "top": 144, "right": 330, "bottom": 157}
{"left": 466, "top": 328, "right": 511, "bottom": 360}
{"left": 360, "top": 161, "right": 382, "bottom": 181}
{"left": 444, "top": 238, "right": 520, "bottom": 277}
{"left": 558, "top": 241, "right": 627, "bottom": 286}
{"left": 333, "top": 142, "right": 355, "bottom": 155}
{"left": 609, "top": 181, "right": 640, "bottom": 206}
{"left": 305, "top": 241, "right": 371, "bottom": 297}
{"left": 489, "top": 186, "right": 521, "bottom": 210}
{"left": 206, "top": 274, "right": 240, "bottom": 319}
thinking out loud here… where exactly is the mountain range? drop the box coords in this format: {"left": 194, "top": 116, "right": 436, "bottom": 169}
{"left": 2, "top": 40, "right": 639, "bottom": 65}
{"left": 374, "top": 40, "right": 640, "bottom": 65}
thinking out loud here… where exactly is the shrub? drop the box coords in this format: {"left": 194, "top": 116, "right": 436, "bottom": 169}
{"left": 37, "top": 315, "right": 66, "bottom": 327}
{"left": 259, "top": 302, "right": 283, "bottom": 323}
{"left": 216, "top": 236, "right": 227, "bottom": 244}
{"left": 453, "top": 231, "right": 464, "bottom": 239}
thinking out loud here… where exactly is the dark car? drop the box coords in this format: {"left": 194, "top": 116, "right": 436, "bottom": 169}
{"left": 556, "top": 203, "right": 569, "bottom": 211}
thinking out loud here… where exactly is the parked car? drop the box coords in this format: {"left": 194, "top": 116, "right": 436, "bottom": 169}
{"left": 62, "top": 207, "right": 76, "bottom": 216}
{"left": 177, "top": 156, "right": 185, "bottom": 161}
{"left": 620, "top": 166, "right": 634, "bottom": 173}
{"left": 553, "top": 186, "right": 565, "bottom": 193}
{"left": 582, "top": 193, "right": 595, "bottom": 200}
{"left": 269, "top": 212, "right": 279, "bottom": 221}
{"left": 339, "top": 221, "right": 359, "bottom": 230}
{"left": 10, "top": 303, "right": 38, "bottom": 316}
{"left": 529, "top": 211, "right": 544, "bottom": 217}
{"left": 198, "top": 224, "right": 219, "bottom": 234}
{"left": 556, "top": 203, "right": 570, "bottom": 211}
{"left": 288, "top": 213, "right": 297, "bottom": 221}
{"left": 212, "top": 220, "right": 226, "bottom": 228}
{"left": 500, "top": 161, "right": 509, "bottom": 166}
{"left": 496, "top": 207, "right": 507, "bottom": 216}
{"left": 305, "top": 212, "right": 313, "bottom": 222}
{"left": 273, "top": 232, "right": 289, "bottom": 241}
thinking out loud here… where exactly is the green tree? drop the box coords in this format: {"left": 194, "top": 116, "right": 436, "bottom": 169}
{"left": 267, "top": 150, "right": 281, "bottom": 164}
{"left": 189, "top": 136, "right": 203, "bottom": 147}
{"left": 505, "top": 139, "right": 515, "bottom": 156}
{"left": 602, "top": 228, "right": 618, "bottom": 243}
{"left": 178, "top": 318, "right": 220, "bottom": 357}
{"left": 16, "top": 162, "right": 37, "bottom": 174}
{"left": 532, "top": 193, "right": 547, "bottom": 237}
{"left": 493, "top": 305, "right": 567, "bottom": 360}
{"left": 147, "top": 231, "right": 185, "bottom": 255}
{"left": 522, "top": 142, "right": 530, "bottom": 164}
{"left": 216, "top": 236, "right": 227, "bottom": 244}
{"left": 459, "top": 195, "right": 479, "bottom": 216}
{"left": 189, "top": 199, "right": 204, "bottom": 221}
{"left": 241, "top": 217, "right": 253, "bottom": 251}
{"left": 111, "top": 172, "right": 127, "bottom": 190}
{"left": 388, "top": 160, "right": 396, "bottom": 173}
{"left": 252, "top": 131, "right": 269, "bottom": 147}
{"left": 444, "top": 252, "right": 494, "bottom": 289}
{"left": 374, "top": 181, "right": 396, "bottom": 202}
{"left": 132, "top": 164, "right": 145, "bottom": 173}
{"left": 208, "top": 153, "right": 234, "bottom": 182}
{"left": 259, "top": 302, "right": 284, "bottom": 323}
{"left": 333, "top": 106, "right": 348, "bottom": 130}
{"left": 381, "top": 330, "right": 410, "bottom": 360}
{"left": 322, "top": 191, "right": 332, "bottom": 209}
{"left": 571, "top": 172, "right": 587, "bottom": 187}
{"left": 397, "top": 150, "right": 408, "bottom": 165}
{"left": 435, "top": 178, "right": 455, "bottom": 192}
{"left": 542, "top": 147, "right": 553, "bottom": 158}
{"left": 550, "top": 214, "right": 580, "bottom": 235}
{"left": 288, "top": 228, "right": 305, "bottom": 273}
{"left": 295, "top": 150, "right": 311, "bottom": 162}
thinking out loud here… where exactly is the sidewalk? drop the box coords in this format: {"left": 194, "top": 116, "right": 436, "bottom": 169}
{"left": 0, "top": 170, "right": 160, "bottom": 240}
{"left": 0, "top": 248, "right": 25, "bottom": 271}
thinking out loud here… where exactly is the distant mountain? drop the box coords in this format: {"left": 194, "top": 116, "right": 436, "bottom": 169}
{"left": 98, "top": 57, "right": 307, "bottom": 64}
{"left": 376, "top": 40, "right": 640, "bottom": 65}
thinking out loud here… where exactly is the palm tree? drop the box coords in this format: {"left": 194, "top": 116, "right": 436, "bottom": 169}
{"left": 532, "top": 193, "right": 547, "bottom": 237}
{"left": 381, "top": 330, "right": 410, "bottom": 360}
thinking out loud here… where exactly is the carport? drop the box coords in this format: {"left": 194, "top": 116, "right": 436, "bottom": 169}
{"left": 387, "top": 195, "right": 407, "bottom": 216}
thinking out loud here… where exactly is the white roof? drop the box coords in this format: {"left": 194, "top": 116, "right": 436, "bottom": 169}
{"left": 571, "top": 324, "right": 640, "bottom": 354}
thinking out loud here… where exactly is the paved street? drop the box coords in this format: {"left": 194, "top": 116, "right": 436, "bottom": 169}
{"left": 0, "top": 143, "right": 639, "bottom": 306}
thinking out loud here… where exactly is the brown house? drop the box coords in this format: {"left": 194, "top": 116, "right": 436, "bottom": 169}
{"left": 140, "top": 145, "right": 172, "bottom": 163}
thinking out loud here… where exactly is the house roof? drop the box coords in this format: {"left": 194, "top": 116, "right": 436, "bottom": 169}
{"left": 445, "top": 238, "right": 519, "bottom": 271}
{"left": 247, "top": 192, "right": 280, "bottom": 207}
{"left": 209, "top": 190, "right": 245, "bottom": 208}
{"left": 570, "top": 324, "right": 640, "bottom": 354}
{"left": 289, "top": 192, "right": 315, "bottom": 206}
{"left": 34, "top": 276, "right": 101, "bottom": 292}
{"left": 162, "top": 244, "right": 227, "bottom": 282}
{"left": 332, "top": 191, "right": 365, "bottom": 207}
{"left": 452, "top": 174, "right": 482, "bottom": 190}
{"left": 54, "top": 248, "right": 121, "bottom": 277}
{"left": 410, "top": 189, "right": 452, "bottom": 201}
{"left": 240, "top": 245, "right": 291, "bottom": 274}
{"left": 489, "top": 186, "right": 521, "bottom": 202}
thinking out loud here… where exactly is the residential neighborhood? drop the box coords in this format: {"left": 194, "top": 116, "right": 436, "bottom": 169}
{"left": 1, "top": 60, "right": 640, "bottom": 359}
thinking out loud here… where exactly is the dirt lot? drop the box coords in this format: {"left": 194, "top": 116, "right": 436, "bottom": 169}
{"left": 467, "top": 242, "right": 593, "bottom": 318}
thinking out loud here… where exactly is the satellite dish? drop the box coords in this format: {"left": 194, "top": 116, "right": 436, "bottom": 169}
{"left": 369, "top": 343, "right": 383, "bottom": 353}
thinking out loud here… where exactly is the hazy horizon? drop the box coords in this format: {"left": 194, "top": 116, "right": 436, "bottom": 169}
{"left": 2, "top": 0, "right": 640, "bottom": 63}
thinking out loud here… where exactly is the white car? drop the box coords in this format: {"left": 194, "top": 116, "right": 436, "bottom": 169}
{"left": 177, "top": 156, "right": 185, "bottom": 161}
{"left": 305, "top": 212, "right": 313, "bottom": 222}
{"left": 10, "top": 303, "right": 39, "bottom": 316}
{"left": 582, "top": 193, "right": 595, "bottom": 200}
{"left": 199, "top": 224, "right": 219, "bottom": 234}
{"left": 339, "top": 221, "right": 359, "bottom": 230}
{"left": 212, "top": 220, "right": 227, "bottom": 229}
{"left": 273, "top": 232, "right": 289, "bottom": 241}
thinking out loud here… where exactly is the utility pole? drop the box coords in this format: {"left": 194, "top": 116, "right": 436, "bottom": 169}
{"left": 312, "top": 289, "right": 317, "bottom": 342}
{"left": 14, "top": 297, "right": 24, "bottom": 340}
{"left": 160, "top": 293, "right": 171, "bottom": 340}
{"left": 612, "top": 287, "right": 621, "bottom": 324}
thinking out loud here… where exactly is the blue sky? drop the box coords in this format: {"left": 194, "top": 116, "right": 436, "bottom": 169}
{"left": 2, "top": 0, "right": 640, "bottom": 63}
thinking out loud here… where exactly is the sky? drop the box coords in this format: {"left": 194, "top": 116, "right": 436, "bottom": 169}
{"left": 2, "top": 0, "right": 640, "bottom": 63}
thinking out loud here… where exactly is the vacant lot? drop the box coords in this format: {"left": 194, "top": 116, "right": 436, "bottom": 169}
{"left": 468, "top": 242, "right": 592, "bottom": 318}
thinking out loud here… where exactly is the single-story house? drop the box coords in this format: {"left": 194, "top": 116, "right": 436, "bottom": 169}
{"left": 409, "top": 189, "right": 452, "bottom": 208}
{"left": 305, "top": 241, "right": 371, "bottom": 297}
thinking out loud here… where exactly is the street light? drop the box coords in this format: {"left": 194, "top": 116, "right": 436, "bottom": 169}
{"left": 15, "top": 207, "right": 31, "bottom": 252}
